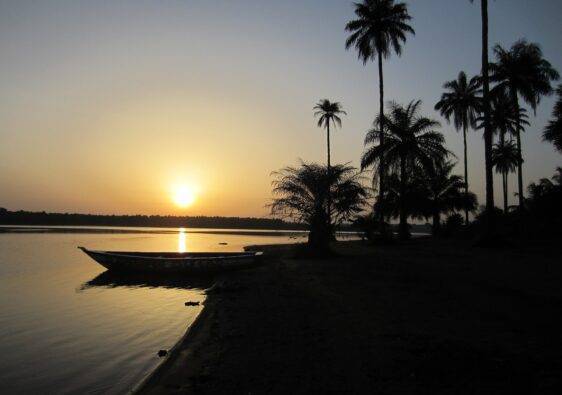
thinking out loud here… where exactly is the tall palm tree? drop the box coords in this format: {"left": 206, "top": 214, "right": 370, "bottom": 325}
{"left": 345, "top": 0, "right": 414, "bottom": 235}
{"left": 543, "top": 85, "right": 562, "bottom": 153}
{"left": 482, "top": 90, "right": 529, "bottom": 213}
{"left": 435, "top": 71, "right": 482, "bottom": 224}
{"left": 361, "top": 100, "right": 449, "bottom": 239}
{"left": 469, "top": 0, "right": 495, "bottom": 234}
{"left": 313, "top": 99, "right": 347, "bottom": 172}
{"left": 490, "top": 40, "right": 560, "bottom": 209}
{"left": 313, "top": 99, "right": 346, "bottom": 231}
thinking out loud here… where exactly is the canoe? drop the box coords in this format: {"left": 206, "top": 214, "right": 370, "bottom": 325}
{"left": 78, "top": 246, "right": 263, "bottom": 274}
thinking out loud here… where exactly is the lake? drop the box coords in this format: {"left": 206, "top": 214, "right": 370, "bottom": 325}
{"left": 0, "top": 227, "right": 310, "bottom": 394}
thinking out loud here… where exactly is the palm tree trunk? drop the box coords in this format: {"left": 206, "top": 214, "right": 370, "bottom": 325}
{"left": 463, "top": 124, "right": 469, "bottom": 224}
{"left": 500, "top": 131, "right": 508, "bottom": 213}
{"left": 327, "top": 123, "right": 331, "bottom": 171}
{"left": 326, "top": 122, "right": 332, "bottom": 233}
{"left": 510, "top": 91, "right": 525, "bottom": 210}
{"left": 398, "top": 155, "right": 409, "bottom": 240}
{"left": 503, "top": 171, "right": 508, "bottom": 213}
{"left": 480, "top": 0, "right": 495, "bottom": 233}
{"left": 378, "top": 53, "right": 386, "bottom": 236}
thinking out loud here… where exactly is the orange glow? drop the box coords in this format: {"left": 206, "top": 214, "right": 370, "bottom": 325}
{"left": 172, "top": 184, "right": 197, "bottom": 208}
{"left": 178, "top": 228, "right": 187, "bottom": 252}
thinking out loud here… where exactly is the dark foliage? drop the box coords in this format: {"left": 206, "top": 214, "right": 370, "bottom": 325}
{"left": 472, "top": 167, "right": 562, "bottom": 240}
{"left": 269, "top": 162, "right": 369, "bottom": 250}
{"left": 362, "top": 100, "right": 450, "bottom": 239}
{"left": 543, "top": 85, "right": 562, "bottom": 153}
{"left": 0, "top": 208, "right": 301, "bottom": 230}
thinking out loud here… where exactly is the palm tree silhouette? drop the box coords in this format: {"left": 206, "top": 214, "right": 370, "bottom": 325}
{"left": 313, "top": 99, "right": 347, "bottom": 173}
{"left": 361, "top": 100, "right": 449, "bottom": 239}
{"left": 270, "top": 162, "right": 368, "bottom": 249}
{"left": 313, "top": 99, "right": 346, "bottom": 231}
{"left": 491, "top": 140, "right": 519, "bottom": 214}
{"left": 345, "top": 0, "right": 414, "bottom": 236}
{"left": 485, "top": 91, "right": 529, "bottom": 213}
{"left": 435, "top": 71, "right": 482, "bottom": 225}
{"left": 423, "top": 161, "right": 477, "bottom": 234}
{"left": 490, "top": 39, "right": 560, "bottom": 209}
{"left": 543, "top": 85, "right": 562, "bottom": 153}
{"left": 469, "top": 0, "right": 495, "bottom": 235}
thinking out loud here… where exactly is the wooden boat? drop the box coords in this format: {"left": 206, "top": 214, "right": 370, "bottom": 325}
{"left": 78, "top": 246, "right": 263, "bottom": 274}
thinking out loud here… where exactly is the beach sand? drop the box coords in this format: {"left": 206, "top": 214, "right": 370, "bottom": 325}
{"left": 139, "top": 238, "right": 562, "bottom": 394}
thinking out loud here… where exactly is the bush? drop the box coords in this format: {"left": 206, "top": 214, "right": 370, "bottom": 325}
{"left": 444, "top": 213, "right": 464, "bottom": 233}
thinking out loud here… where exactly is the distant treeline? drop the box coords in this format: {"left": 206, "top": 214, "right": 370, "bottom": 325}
{"left": 0, "top": 208, "right": 306, "bottom": 230}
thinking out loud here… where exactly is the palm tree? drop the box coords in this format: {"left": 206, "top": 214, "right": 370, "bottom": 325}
{"left": 374, "top": 170, "right": 425, "bottom": 229}
{"left": 435, "top": 71, "right": 482, "bottom": 224}
{"left": 486, "top": 90, "right": 529, "bottom": 138}
{"left": 345, "top": 0, "right": 414, "bottom": 235}
{"left": 421, "top": 161, "right": 477, "bottom": 234}
{"left": 482, "top": 91, "right": 529, "bottom": 213}
{"left": 376, "top": 162, "right": 476, "bottom": 235}
{"left": 527, "top": 178, "right": 555, "bottom": 201}
{"left": 491, "top": 139, "right": 519, "bottom": 213}
{"left": 313, "top": 99, "right": 346, "bottom": 231}
{"left": 361, "top": 100, "right": 449, "bottom": 239}
{"left": 313, "top": 99, "right": 347, "bottom": 173}
{"left": 270, "top": 162, "right": 368, "bottom": 249}
{"left": 543, "top": 85, "right": 562, "bottom": 153}
{"left": 490, "top": 40, "right": 560, "bottom": 209}
{"left": 469, "top": 0, "right": 495, "bottom": 234}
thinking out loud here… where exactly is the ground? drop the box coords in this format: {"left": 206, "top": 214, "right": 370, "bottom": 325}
{"left": 139, "top": 238, "right": 562, "bottom": 394}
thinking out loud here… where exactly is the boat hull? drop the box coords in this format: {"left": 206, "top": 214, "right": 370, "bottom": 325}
{"left": 78, "top": 247, "right": 263, "bottom": 274}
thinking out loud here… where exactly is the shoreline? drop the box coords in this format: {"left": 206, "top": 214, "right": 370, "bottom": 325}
{"left": 132, "top": 302, "right": 211, "bottom": 394}
{"left": 137, "top": 239, "right": 562, "bottom": 394}
{"left": 136, "top": 243, "right": 296, "bottom": 394}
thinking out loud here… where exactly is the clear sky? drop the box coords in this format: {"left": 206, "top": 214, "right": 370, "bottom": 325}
{"left": 1, "top": 0, "right": 561, "bottom": 216}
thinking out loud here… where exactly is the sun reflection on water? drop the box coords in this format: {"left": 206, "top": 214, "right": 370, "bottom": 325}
{"left": 178, "top": 228, "right": 187, "bottom": 252}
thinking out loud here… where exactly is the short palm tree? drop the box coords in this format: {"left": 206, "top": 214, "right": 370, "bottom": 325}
{"left": 435, "top": 71, "right": 482, "bottom": 224}
{"left": 270, "top": 162, "right": 368, "bottom": 249}
{"left": 422, "top": 161, "right": 477, "bottom": 234}
{"left": 490, "top": 39, "right": 560, "bottom": 208}
{"left": 375, "top": 170, "right": 425, "bottom": 227}
{"left": 377, "top": 162, "right": 476, "bottom": 235}
{"left": 361, "top": 100, "right": 449, "bottom": 239}
{"left": 491, "top": 139, "right": 519, "bottom": 213}
{"left": 345, "top": 0, "right": 414, "bottom": 234}
{"left": 543, "top": 85, "right": 562, "bottom": 153}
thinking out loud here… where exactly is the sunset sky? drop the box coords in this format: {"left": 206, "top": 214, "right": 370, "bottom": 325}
{"left": 1, "top": 0, "right": 561, "bottom": 217}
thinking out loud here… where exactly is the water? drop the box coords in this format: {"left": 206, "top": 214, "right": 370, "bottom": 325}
{"left": 0, "top": 227, "right": 306, "bottom": 394}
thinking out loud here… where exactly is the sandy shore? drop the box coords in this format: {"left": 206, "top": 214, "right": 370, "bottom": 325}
{"left": 139, "top": 238, "right": 562, "bottom": 394}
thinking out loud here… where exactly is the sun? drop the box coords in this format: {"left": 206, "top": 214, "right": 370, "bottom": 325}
{"left": 172, "top": 184, "right": 197, "bottom": 208}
